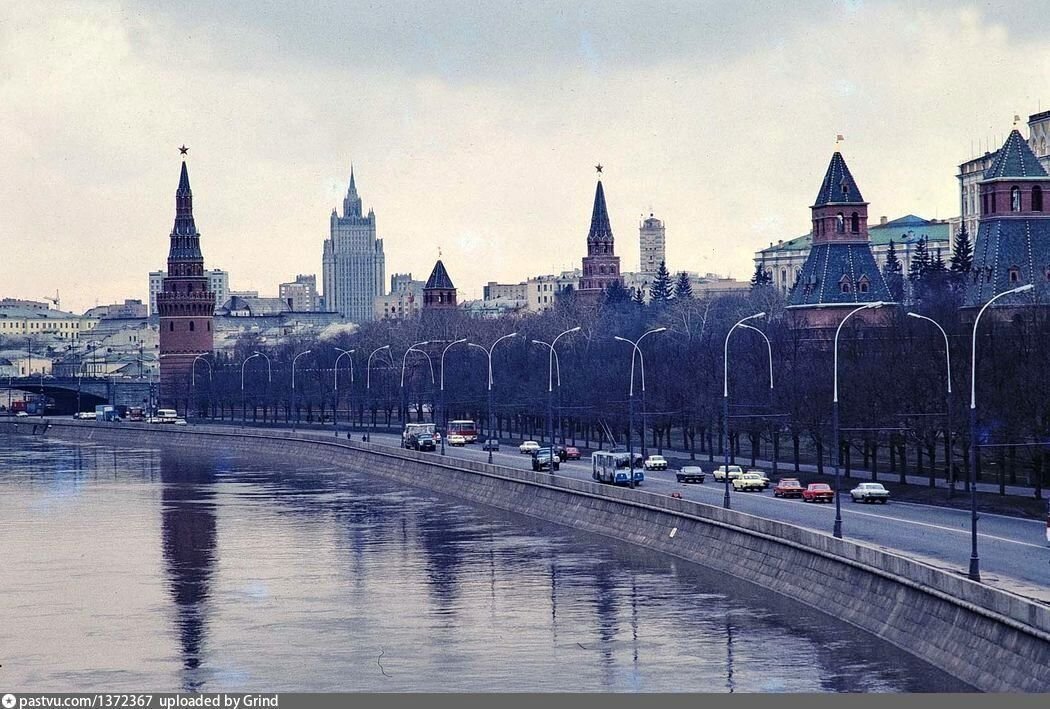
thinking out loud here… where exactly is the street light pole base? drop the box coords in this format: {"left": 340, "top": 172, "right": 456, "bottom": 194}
{"left": 723, "top": 491, "right": 731, "bottom": 509}
{"left": 968, "top": 557, "right": 981, "bottom": 582}
{"left": 833, "top": 520, "right": 843, "bottom": 539}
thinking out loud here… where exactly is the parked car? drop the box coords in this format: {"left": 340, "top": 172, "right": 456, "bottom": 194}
{"left": 519, "top": 440, "right": 540, "bottom": 454}
{"left": 554, "top": 445, "right": 581, "bottom": 460}
{"left": 14, "top": 411, "right": 28, "bottom": 418}
{"left": 676, "top": 466, "right": 705, "bottom": 484}
{"left": 802, "top": 483, "right": 834, "bottom": 503}
{"left": 747, "top": 470, "right": 771, "bottom": 489}
{"left": 448, "top": 433, "right": 467, "bottom": 446}
{"left": 712, "top": 465, "right": 744, "bottom": 482}
{"left": 532, "top": 448, "right": 560, "bottom": 471}
{"left": 482, "top": 439, "right": 500, "bottom": 452}
{"left": 643, "top": 454, "right": 668, "bottom": 471}
{"left": 174, "top": 418, "right": 188, "bottom": 426}
{"left": 773, "top": 478, "right": 804, "bottom": 498}
{"left": 850, "top": 482, "right": 890, "bottom": 504}
{"left": 732, "top": 472, "right": 766, "bottom": 492}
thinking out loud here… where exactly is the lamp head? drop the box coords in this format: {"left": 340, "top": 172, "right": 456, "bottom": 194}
{"left": 569, "top": 326, "right": 581, "bottom": 333}
{"left": 654, "top": 327, "right": 668, "bottom": 333}
{"left": 1017, "top": 283, "right": 1035, "bottom": 293}
{"left": 906, "top": 312, "right": 921, "bottom": 319}
{"left": 867, "top": 301, "right": 885, "bottom": 309}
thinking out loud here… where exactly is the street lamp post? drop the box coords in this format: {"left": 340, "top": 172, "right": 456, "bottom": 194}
{"left": 615, "top": 327, "right": 667, "bottom": 489}
{"left": 469, "top": 332, "right": 519, "bottom": 463}
{"left": 967, "top": 283, "right": 1033, "bottom": 581}
{"left": 241, "top": 351, "right": 271, "bottom": 426}
{"left": 400, "top": 341, "right": 433, "bottom": 429}
{"left": 723, "top": 313, "right": 767, "bottom": 508}
{"left": 291, "top": 350, "right": 312, "bottom": 432}
{"left": 907, "top": 312, "right": 954, "bottom": 495}
{"left": 333, "top": 348, "right": 355, "bottom": 437}
{"left": 532, "top": 327, "right": 580, "bottom": 467}
{"left": 832, "top": 302, "right": 886, "bottom": 538}
{"left": 366, "top": 345, "right": 391, "bottom": 441}
{"left": 739, "top": 322, "right": 775, "bottom": 473}
{"left": 191, "top": 354, "right": 212, "bottom": 421}
{"left": 439, "top": 339, "right": 467, "bottom": 455}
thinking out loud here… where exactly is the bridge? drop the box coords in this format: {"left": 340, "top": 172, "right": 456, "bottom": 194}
{"left": 2, "top": 376, "right": 154, "bottom": 412}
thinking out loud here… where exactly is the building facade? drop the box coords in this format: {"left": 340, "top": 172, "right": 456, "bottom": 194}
{"left": 156, "top": 158, "right": 216, "bottom": 406}
{"left": 578, "top": 173, "right": 622, "bottom": 300}
{"left": 964, "top": 129, "right": 1050, "bottom": 311}
{"left": 374, "top": 273, "right": 424, "bottom": 320}
{"left": 525, "top": 269, "right": 580, "bottom": 312}
{"left": 279, "top": 274, "right": 319, "bottom": 312}
{"left": 786, "top": 150, "right": 893, "bottom": 327}
{"left": 322, "top": 167, "right": 385, "bottom": 323}
{"left": 639, "top": 214, "right": 666, "bottom": 274}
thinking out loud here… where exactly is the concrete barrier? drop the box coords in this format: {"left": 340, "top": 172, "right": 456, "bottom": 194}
{"left": 4, "top": 420, "right": 1049, "bottom": 692}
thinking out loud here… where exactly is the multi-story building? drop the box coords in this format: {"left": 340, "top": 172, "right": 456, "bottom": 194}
{"left": 483, "top": 281, "right": 528, "bottom": 302}
{"left": 639, "top": 213, "right": 666, "bottom": 274}
{"left": 0, "top": 304, "right": 87, "bottom": 341}
{"left": 578, "top": 169, "right": 622, "bottom": 301}
{"left": 958, "top": 112, "right": 1050, "bottom": 239}
{"left": 84, "top": 299, "right": 148, "bottom": 320}
{"left": 156, "top": 156, "right": 216, "bottom": 407}
{"left": 150, "top": 268, "right": 227, "bottom": 316}
{"left": 322, "top": 167, "right": 385, "bottom": 323}
{"left": 526, "top": 269, "right": 581, "bottom": 312}
{"left": 756, "top": 215, "right": 952, "bottom": 297}
{"left": 374, "top": 273, "right": 424, "bottom": 320}
{"left": 279, "top": 274, "right": 318, "bottom": 312}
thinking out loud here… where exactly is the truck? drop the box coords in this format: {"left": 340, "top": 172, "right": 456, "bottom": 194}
{"left": 128, "top": 407, "right": 146, "bottom": 422}
{"left": 402, "top": 423, "right": 437, "bottom": 449}
{"left": 94, "top": 404, "right": 119, "bottom": 422}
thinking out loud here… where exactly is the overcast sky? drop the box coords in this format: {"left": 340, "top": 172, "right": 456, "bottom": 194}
{"left": 2, "top": 1, "right": 1049, "bottom": 312}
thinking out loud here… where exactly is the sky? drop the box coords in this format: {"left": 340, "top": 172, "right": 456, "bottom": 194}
{"left": 2, "top": 0, "right": 1050, "bottom": 313}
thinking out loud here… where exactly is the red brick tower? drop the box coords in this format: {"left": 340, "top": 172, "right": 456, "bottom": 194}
{"left": 157, "top": 152, "right": 216, "bottom": 409}
{"left": 578, "top": 165, "right": 622, "bottom": 302}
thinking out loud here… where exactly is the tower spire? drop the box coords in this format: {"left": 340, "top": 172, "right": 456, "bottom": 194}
{"left": 172, "top": 160, "right": 198, "bottom": 238}
{"left": 343, "top": 163, "right": 363, "bottom": 218}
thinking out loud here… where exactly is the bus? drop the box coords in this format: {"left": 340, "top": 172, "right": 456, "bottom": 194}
{"left": 153, "top": 408, "right": 179, "bottom": 423}
{"left": 592, "top": 451, "right": 644, "bottom": 486}
{"left": 448, "top": 419, "right": 478, "bottom": 443}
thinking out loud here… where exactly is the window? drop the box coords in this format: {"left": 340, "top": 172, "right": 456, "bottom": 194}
{"left": 836, "top": 213, "right": 845, "bottom": 233}
{"left": 840, "top": 276, "right": 852, "bottom": 293}
{"left": 189, "top": 321, "right": 195, "bottom": 332}
{"left": 1011, "top": 186, "right": 1021, "bottom": 212}
{"left": 169, "top": 322, "right": 174, "bottom": 332}
{"left": 858, "top": 277, "right": 870, "bottom": 294}
{"left": 991, "top": 191, "right": 997, "bottom": 213}
{"left": 1008, "top": 266, "right": 1021, "bottom": 283}
{"left": 1034, "top": 185, "right": 1044, "bottom": 212}
{"left": 850, "top": 212, "right": 859, "bottom": 233}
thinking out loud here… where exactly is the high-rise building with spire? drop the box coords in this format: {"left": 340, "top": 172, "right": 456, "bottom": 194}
{"left": 322, "top": 166, "right": 385, "bottom": 322}
{"left": 786, "top": 149, "right": 893, "bottom": 328}
{"left": 157, "top": 153, "right": 216, "bottom": 408}
{"left": 579, "top": 168, "right": 622, "bottom": 300}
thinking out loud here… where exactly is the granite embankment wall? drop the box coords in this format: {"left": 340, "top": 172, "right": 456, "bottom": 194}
{"left": 5, "top": 420, "right": 1050, "bottom": 692}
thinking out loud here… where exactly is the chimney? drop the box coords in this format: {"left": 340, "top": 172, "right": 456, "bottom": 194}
{"left": 880, "top": 216, "right": 888, "bottom": 225}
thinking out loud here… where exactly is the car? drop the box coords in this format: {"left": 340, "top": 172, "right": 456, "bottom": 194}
{"left": 802, "top": 483, "right": 834, "bottom": 503}
{"left": 712, "top": 465, "right": 744, "bottom": 482}
{"left": 174, "top": 418, "right": 188, "bottom": 426}
{"left": 482, "top": 439, "right": 500, "bottom": 452}
{"left": 532, "top": 447, "right": 560, "bottom": 471}
{"left": 643, "top": 454, "right": 668, "bottom": 471}
{"left": 554, "top": 445, "right": 581, "bottom": 461}
{"left": 773, "top": 478, "right": 804, "bottom": 498}
{"left": 676, "top": 466, "right": 705, "bottom": 484}
{"left": 74, "top": 411, "right": 96, "bottom": 420}
{"left": 747, "top": 470, "right": 771, "bottom": 489}
{"left": 14, "top": 411, "right": 29, "bottom": 418}
{"left": 448, "top": 433, "right": 467, "bottom": 446}
{"left": 851, "top": 482, "right": 890, "bottom": 504}
{"left": 519, "top": 440, "right": 540, "bottom": 454}
{"left": 732, "top": 472, "right": 766, "bottom": 491}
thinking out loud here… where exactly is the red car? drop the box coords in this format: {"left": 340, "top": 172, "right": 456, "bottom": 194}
{"left": 555, "top": 445, "right": 581, "bottom": 460}
{"left": 802, "top": 483, "right": 834, "bottom": 503}
{"left": 773, "top": 478, "right": 804, "bottom": 498}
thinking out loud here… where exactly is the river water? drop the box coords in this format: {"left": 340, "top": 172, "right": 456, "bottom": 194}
{"left": 0, "top": 437, "right": 968, "bottom": 692}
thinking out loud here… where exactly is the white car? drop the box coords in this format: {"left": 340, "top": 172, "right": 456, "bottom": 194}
{"left": 14, "top": 411, "right": 29, "bottom": 418}
{"left": 75, "top": 411, "right": 96, "bottom": 420}
{"left": 174, "top": 418, "right": 189, "bottom": 426}
{"left": 519, "top": 440, "right": 540, "bottom": 454}
{"left": 448, "top": 433, "right": 466, "bottom": 446}
{"left": 643, "top": 455, "right": 668, "bottom": 471}
{"left": 712, "top": 465, "right": 744, "bottom": 482}
{"left": 850, "top": 482, "right": 890, "bottom": 504}
{"left": 747, "top": 470, "right": 771, "bottom": 489}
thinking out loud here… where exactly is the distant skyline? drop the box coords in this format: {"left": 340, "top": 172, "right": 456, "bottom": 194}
{"left": 2, "top": 1, "right": 1050, "bottom": 313}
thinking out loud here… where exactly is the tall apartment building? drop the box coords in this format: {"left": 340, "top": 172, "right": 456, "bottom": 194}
{"left": 279, "top": 274, "right": 318, "bottom": 312}
{"left": 322, "top": 167, "right": 385, "bottom": 323}
{"left": 150, "top": 268, "right": 227, "bottom": 315}
{"left": 639, "top": 214, "right": 666, "bottom": 274}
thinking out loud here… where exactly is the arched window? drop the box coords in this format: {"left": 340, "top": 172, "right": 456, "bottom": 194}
{"left": 839, "top": 275, "right": 852, "bottom": 293}
{"left": 1011, "top": 186, "right": 1022, "bottom": 212}
{"left": 1033, "top": 185, "right": 1044, "bottom": 212}
{"left": 1008, "top": 266, "right": 1021, "bottom": 283}
{"left": 189, "top": 321, "right": 195, "bottom": 332}
{"left": 169, "top": 321, "right": 174, "bottom": 332}
{"left": 207, "top": 322, "right": 211, "bottom": 332}
{"left": 836, "top": 213, "right": 845, "bottom": 233}
{"left": 850, "top": 212, "right": 859, "bottom": 233}
{"left": 858, "top": 276, "right": 870, "bottom": 294}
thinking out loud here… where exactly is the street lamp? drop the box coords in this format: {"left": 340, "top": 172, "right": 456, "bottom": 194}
{"left": 241, "top": 351, "right": 271, "bottom": 426}
{"left": 723, "top": 313, "right": 767, "bottom": 508}
{"left": 967, "top": 282, "right": 1032, "bottom": 581}
{"left": 907, "top": 312, "right": 954, "bottom": 494}
{"left": 832, "top": 301, "right": 886, "bottom": 538}
{"left": 615, "top": 327, "right": 667, "bottom": 489}
{"left": 191, "top": 354, "right": 212, "bottom": 420}
{"left": 469, "top": 332, "right": 519, "bottom": 463}
{"left": 531, "top": 327, "right": 580, "bottom": 465}
{"left": 291, "top": 349, "right": 312, "bottom": 431}
{"left": 334, "top": 348, "right": 355, "bottom": 436}
{"left": 365, "top": 345, "right": 391, "bottom": 441}
{"left": 439, "top": 339, "right": 467, "bottom": 455}
{"left": 400, "top": 341, "right": 433, "bottom": 427}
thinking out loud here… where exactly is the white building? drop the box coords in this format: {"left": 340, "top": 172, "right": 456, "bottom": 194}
{"left": 279, "top": 274, "right": 318, "bottom": 312}
{"left": 374, "top": 273, "right": 423, "bottom": 320}
{"left": 150, "top": 268, "right": 227, "bottom": 316}
{"left": 526, "top": 269, "right": 581, "bottom": 313}
{"left": 639, "top": 214, "right": 666, "bottom": 274}
{"left": 322, "top": 167, "right": 385, "bottom": 323}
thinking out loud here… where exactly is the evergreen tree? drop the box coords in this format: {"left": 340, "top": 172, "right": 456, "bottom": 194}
{"left": 949, "top": 225, "right": 973, "bottom": 274}
{"left": 907, "top": 236, "right": 930, "bottom": 283}
{"left": 649, "top": 261, "right": 674, "bottom": 303}
{"left": 601, "top": 280, "right": 631, "bottom": 308}
{"left": 631, "top": 286, "right": 647, "bottom": 306}
{"left": 883, "top": 239, "right": 904, "bottom": 302}
{"left": 674, "top": 271, "right": 693, "bottom": 300}
{"left": 750, "top": 260, "right": 773, "bottom": 290}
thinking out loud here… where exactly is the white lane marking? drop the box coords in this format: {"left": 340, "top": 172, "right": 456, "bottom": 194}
{"left": 891, "top": 499, "right": 1043, "bottom": 526}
